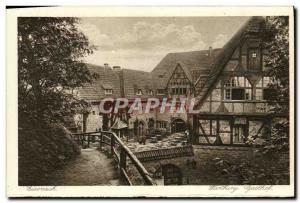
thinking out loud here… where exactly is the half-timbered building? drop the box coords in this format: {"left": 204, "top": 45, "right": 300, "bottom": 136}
{"left": 151, "top": 48, "right": 221, "bottom": 133}
{"left": 73, "top": 16, "right": 285, "bottom": 145}
{"left": 190, "top": 16, "right": 285, "bottom": 146}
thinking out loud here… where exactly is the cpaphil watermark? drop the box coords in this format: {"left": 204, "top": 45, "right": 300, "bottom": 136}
{"left": 98, "top": 97, "right": 200, "bottom": 114}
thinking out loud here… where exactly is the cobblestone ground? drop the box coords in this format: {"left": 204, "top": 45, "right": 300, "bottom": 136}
{"left": 47, "top": 148, "right": 120, "bottom": 186}
{"left": 126, "top": 133, "right": 187, "bottom": 152}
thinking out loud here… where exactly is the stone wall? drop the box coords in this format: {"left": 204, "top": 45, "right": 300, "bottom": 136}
{"left": 127, "top": 145, "right": 289, "bottom": 185}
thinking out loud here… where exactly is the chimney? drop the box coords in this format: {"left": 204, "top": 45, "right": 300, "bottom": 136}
{"left": 209, "top": 46, "right": 213, "bottom": 57}
{"left": 104, "top": 63, "right": 110, "bottom": 69}
{"left": 113, "top": 66, "right": 121, "bottom": 71}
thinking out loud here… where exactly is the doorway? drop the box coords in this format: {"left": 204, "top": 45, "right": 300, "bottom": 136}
{"left": 171, "top": 118, "right": 186, "bottom": 133}
{"left": 162, "top": 164, "right": 182, "bottom": 185}
{"left": 233, "top": 125, "right": 247, "bottom": 144}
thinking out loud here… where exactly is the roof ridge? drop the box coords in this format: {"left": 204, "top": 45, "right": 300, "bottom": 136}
{"left": 122, "top": 68, "right": 151, "bottom": 73}
{"left": 194, "top": 16, "right": 267, "bottom": 107}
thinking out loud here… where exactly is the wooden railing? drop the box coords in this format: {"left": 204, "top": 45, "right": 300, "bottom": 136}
{"left": 71, "top": 131, "right": 156, "bottom": 186}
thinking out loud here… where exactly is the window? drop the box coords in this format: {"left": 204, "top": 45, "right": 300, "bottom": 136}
{"left": 245, "top": 89, "right": 252, "bottom": 100}
{"left": 256, "top": 89, "right": 263, "bottom": 100}
{"left": 232, "top": 89, "right": 245, "bottom": 100}
{"left": 147, "top": 90, "right": 153, "bottom": 95}
{"left": 104, "top": 89, "right": 113, "bottom": 95}
{"left": 224, "top": 77, "right": 252, "bottom": 100}
{"left": 136, "top": 89, "right": 143, "bottom": 96}
{"left": 248, "top": 48, "right": 261, "bottom": 70}
{"left": 255, "top": 76, "right": 272, "bottom": 100}
{"left": 157, "top": 89, "right": 165, "bottom": 95}
{"left": 225, "top": 89, "right": 231, "bottom": 100}
{"left": 157, "top": 121, "right": 167, "bottom": 128}
{"left": 171, "top": 87, "right": 187, "bottom": 95}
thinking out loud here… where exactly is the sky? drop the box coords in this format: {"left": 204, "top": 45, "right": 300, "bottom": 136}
{"left": 78, "top": 17, "right": 250, "bottom": 72}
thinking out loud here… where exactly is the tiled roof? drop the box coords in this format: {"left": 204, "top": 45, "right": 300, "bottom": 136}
{"left": 194, "top": 17, "right": 268, "bottom": 107}
{"left": 178, "top": 61, "right": 193, "bottom": 82}
{"left": 151, "top": 49, "right": 222, "bottom": 88}
{"left": 122, "top": 69, "right": 154, "bottom": 99}
{"left": 77, "top": 64, "right": 122, "bottom": 101}
{"left": 77, "top": 64, "right": 155, "bottom": 101}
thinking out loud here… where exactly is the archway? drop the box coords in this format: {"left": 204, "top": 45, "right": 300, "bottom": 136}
{"left": 171, "top": 118, "right": 186, "bottom": 133}
{"left": 161, "top": 164, "right": 182, "bottom": 185}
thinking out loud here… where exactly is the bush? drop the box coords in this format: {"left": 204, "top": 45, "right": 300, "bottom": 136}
{"left": 18, "top": 116, "right": 80, "bottom": 185}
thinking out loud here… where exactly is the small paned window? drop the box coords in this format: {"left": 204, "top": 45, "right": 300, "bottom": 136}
{"left": 104, "top": 89, "right": 113, "bottom": 95}
{"left": 224, "top": 77, "right": 252, "bottom": 100}
{"left": 136, "top": 89, "right": 143, "bottom": 96}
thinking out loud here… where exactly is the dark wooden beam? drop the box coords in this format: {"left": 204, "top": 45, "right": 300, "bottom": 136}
{"left": 230, "top": 119, "right": 234, "bottom": 145}
{"left": 198, "top": 120, "right": 211, "bottom": 144}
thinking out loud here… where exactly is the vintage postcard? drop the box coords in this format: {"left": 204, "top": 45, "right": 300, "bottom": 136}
{"left": 6, "top": 6, "right": 295, "bottom": 197}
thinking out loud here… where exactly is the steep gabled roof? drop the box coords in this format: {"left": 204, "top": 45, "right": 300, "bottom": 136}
{"left": 122, "top": 69, "right": 154, "bottom": 99}
{"left": 195, "top": 16, "right": 268, "bottom": 107}
{"left": 77, "top": 64, "right": 122, "bottom": 101}
{"left": 177, "top": 61, "right": 193, "bottom": 82}
{"left": 163, "top": 62, "right": 193, "bottom": 87}
{"left": 151, "top": 49, "right": 221, "bottom": 88}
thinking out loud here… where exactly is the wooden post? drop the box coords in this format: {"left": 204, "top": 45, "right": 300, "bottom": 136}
{"left": 111, "top": 134, "right": 115, "bottom": 157}
{"left": 230, "top": 118, "right": 234, "bottom": 145}
{"left": 99, "top": 132, "right": 103, "bottom": 150}
{"left": 216, "top": 119, "right": 220, "bottom": 140}
{"left": 192, "top": 115, "right": 199, "bottom": 144}
{"left": 246, "top": 118, "right": 249, "bottom": 140}
{"left": 87, "top": 135, "right": 90, "bottom": 148}
{"left": 209, "top": 119, "right": 212, "bottom": 136}
{"left": 119, "top": 148, "right": 127, "bottom": 179}
{"left": 81, "top": 135, "right": 84, "bottom": 146}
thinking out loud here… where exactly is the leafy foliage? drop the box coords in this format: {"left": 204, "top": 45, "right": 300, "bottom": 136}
{"left": 264, "top": 16, "right": 289, "bottom": 114}
{"left": 212, "top": 17, "right": 290, "bottom": 184}
{"left": 213, "top": 156, "right": 289, "bottom": 185}
{"left": 18, "top": 17, "right": 97, "bottom": 122}
{"left": 263, "top": 16, "right": 290, "bottom": 153}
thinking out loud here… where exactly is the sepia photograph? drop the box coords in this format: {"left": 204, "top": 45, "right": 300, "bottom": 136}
{"left": 6, "top": 6, "right": 295, "bottom": 198}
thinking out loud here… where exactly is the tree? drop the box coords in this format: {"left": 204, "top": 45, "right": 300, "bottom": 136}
{"left": 263, "top": 16, "right": 289, "bottom": 152}
{"left": 212, "top": 17, "right": 290, "bottom": 185}
{"left": 265, "top": 16, "right": 289, "bottom": 114}
{"left": 18, "top": 17, "right": 97, "bottom": 123}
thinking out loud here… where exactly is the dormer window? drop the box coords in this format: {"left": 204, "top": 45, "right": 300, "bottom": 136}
{"left": 104, "top": 89, "right": 113, "bottom": 95}
{"left": 147, "top": 90, "right": 153, "bottom": 95}
{"left": 136, "top": 89, "right": 143, "bottom": 96}
{"left": 248, "top": 48, "right": 261, "bottom": 70}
